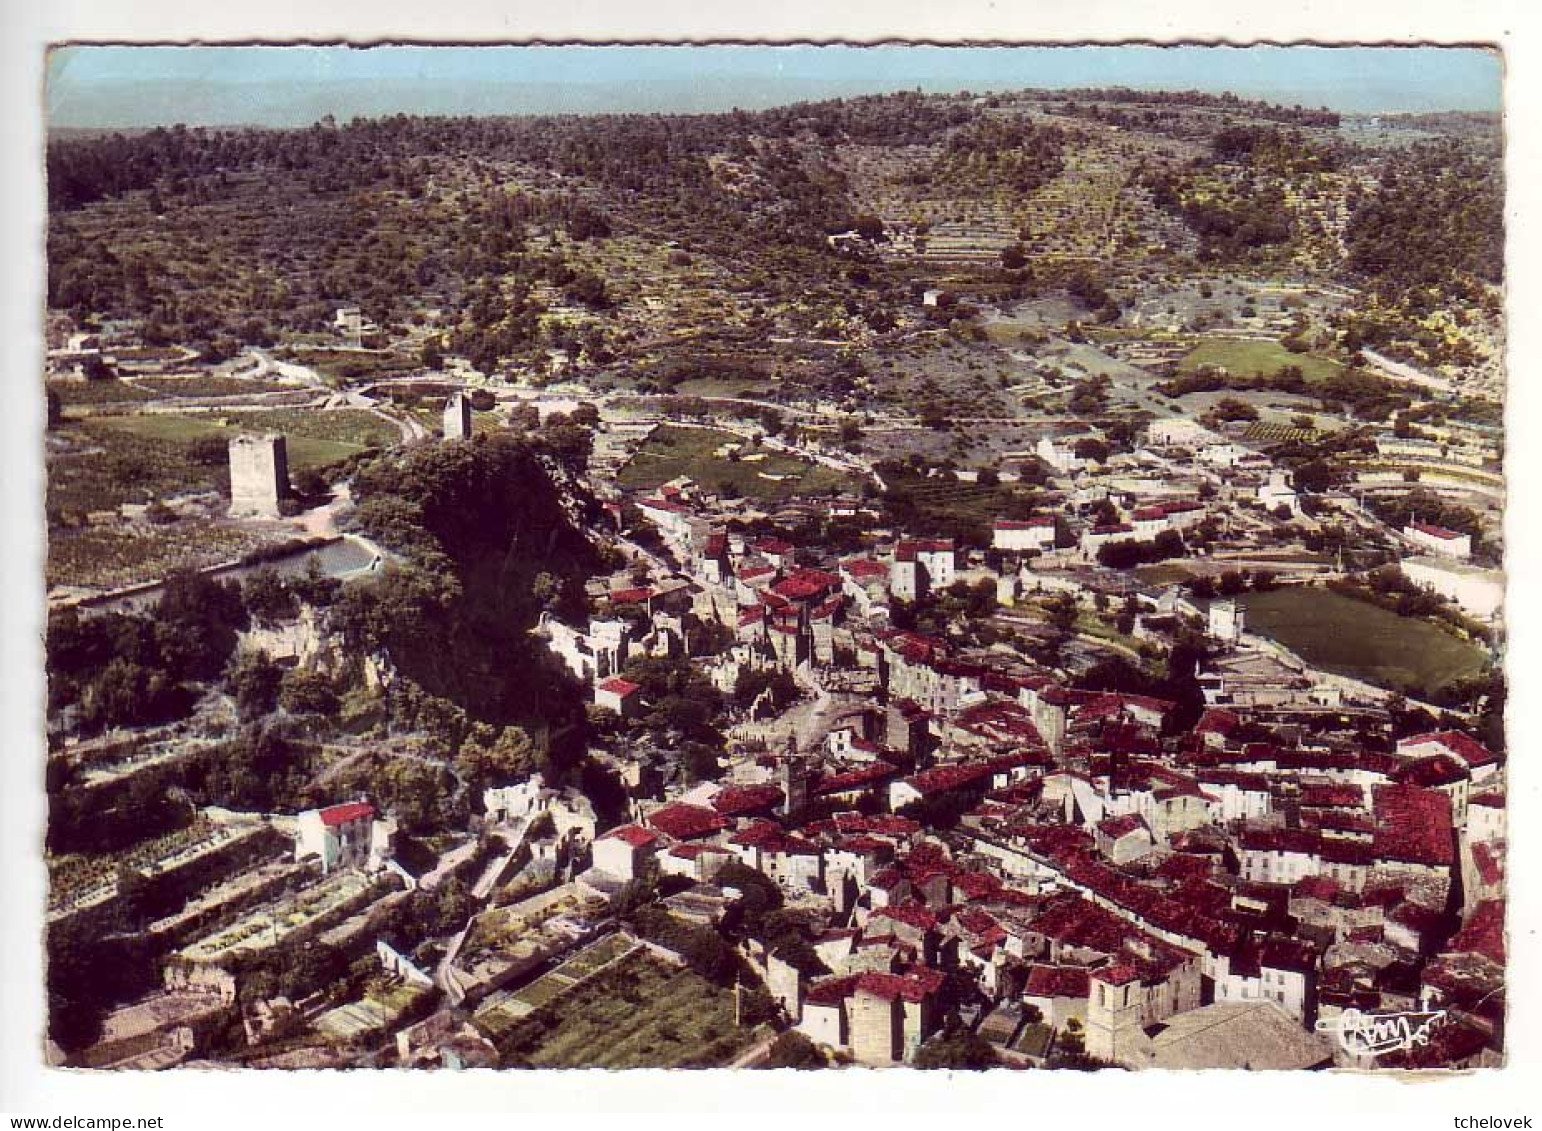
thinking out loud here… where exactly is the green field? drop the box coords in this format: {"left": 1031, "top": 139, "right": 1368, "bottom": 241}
{"left": 280, "top": 349, "right": 420, "bottom": 385}
{"left": 47, "top": 379, "right": 155, "bottom": 407}
{"left": 1236, "top": 587, "right": 1490, "bottom": 701}
{"left": 89, "top": 411, "right": 391, "bottom": 470}
{"left": 617, "top": 425, "right": 855, "bottom": 500}
{"left": 130, "top": 375, "right": 298, "bottom": 398}
{"left": 487, "top": 950, "right": 761, "bottom": 1069}
{"left": 1179, "top": 339, "right": 1345, "bottom": 382}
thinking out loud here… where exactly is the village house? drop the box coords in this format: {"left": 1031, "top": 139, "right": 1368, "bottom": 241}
{"left": 992, "top": 517, "right": 1058, "bottom": 553}
{"left": 294, "top": 802, "right": 394, "bottom": 875}
{"left": 1403, "top": 522, "right": 1473, "bottom": 560}
{"left": 594, "top": 676, "right": 643, "bottom": 718}
{"left": 890, "top": 539, "right": 957, "bottom": 602}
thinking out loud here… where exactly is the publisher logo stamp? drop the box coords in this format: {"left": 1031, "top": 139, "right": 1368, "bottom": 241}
{"left": 1314, "top": 1008, "right": 1448, "bottom": 1058}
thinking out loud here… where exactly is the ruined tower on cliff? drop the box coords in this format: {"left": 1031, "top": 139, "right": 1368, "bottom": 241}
{"left": 443, "top": 392, "right": 473, "bottom": 440}
{"left": 228, "top": 433, "right": 289, "bottom": 519}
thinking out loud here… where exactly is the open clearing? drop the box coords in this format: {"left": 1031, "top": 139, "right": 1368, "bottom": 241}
{"left": 617, "top": 424, "right": 855, "bottom": 500}
{"left": 1236, "top": 587, "right": 1489, "bottom": 700}
{"left": 89, "top": 412, "right": 391, "bottom": 470}
{"left": 1178, "top": 338, "right": 1346, "bottom": 383}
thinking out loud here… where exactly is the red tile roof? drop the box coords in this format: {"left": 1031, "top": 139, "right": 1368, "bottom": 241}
{"left": 319, "top": 801, "right": 375, "bottom": 827}
{"left": 711, "top": 784, "right": 784, "bottom": 817}
{"left": 871, "top": 905, "right": 940, "bottom": 934}
{"left": 842, "top": 558, "right": 889, "bottom": 580}
{"left": 608, "top": 587, "right": 654, "bottom": 605}
{"left": 602, "top": 823, "right": 660, "bottom": 849}
{"left": 1472, "top": 842, "right": 1504, "bottom": 886}
{"left": 812, "top": 763, "right": 900, "bottom": 797}
{"left": 1024, "top": 964, "right": 1092, "bottom": 1000}
{"left": 1195, "top": 708, "right": 1242, "bottom": 737}
{"left": 1297, "top": 782, "right": 1366, "bottom": 808}
{"left": 1399, "top": 731, "right": 1498, "bottom": 770}
{"left": 1447, "top": 900, "right": 1505, "bottom": 965}
{"left": 597, "top": 677, "right": 641, "bottom": 697}
{"left": 645, "top": 802, "right": 730, "bottom": 841}
{"left": 995, "top": 517, "right": 1056, "bottom": 530}
{"left": 1373, "top": 784, "right": 1455, "bottom": 867}
{"left": 804, "top": 975, "right": 862, "bottom": 1007}
{"left": 895, "top": 539, "right": 955, "bottom": 562}
{"left": 1390, "top": 754, "right": 1468, "bottom": 789}
{"left": 1098, "top": 814, "right": 1149, "bottom": 840}
{"left": 855, "top": 967, "right": 946, "bottom": 1003}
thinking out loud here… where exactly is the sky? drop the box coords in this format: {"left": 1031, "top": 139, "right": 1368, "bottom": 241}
{"left": 45, "top": 44, "right": 1504, "bottom": 129}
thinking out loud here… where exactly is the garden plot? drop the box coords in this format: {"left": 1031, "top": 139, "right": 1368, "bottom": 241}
{"left": 315, "top": 979, "right": 432, "bottom": 1042}
{"left": 179, "top": 870, "right": 378, "bottom": 963}
{"left": 487, "top": 949, "right": 764, "bottom": 1069}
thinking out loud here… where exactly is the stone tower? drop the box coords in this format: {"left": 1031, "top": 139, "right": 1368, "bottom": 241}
{"left": 443, "top": 392, "right": 473, "bottom": 440}
{"left": 228, "top": 433, "right": 289, "bottom": 519}
{"left": 780, "top": 737, "right": 809, "bottom": 816}
{"left": 1086, "top": 965, "right": 1145, "bottom": 1065}
{"left": 1209, "top": 598, "right": 1245, "bottom": 644}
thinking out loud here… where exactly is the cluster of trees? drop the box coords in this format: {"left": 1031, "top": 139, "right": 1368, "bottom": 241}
{"left": 1144, "top": 167, "right": 1294, "bottom": 260}
{"left": 1097, "top": 529, "right": 1186, "bottom": 569}
{"left": 177, "top": 723, "right": 319, "bottom": 813}
{"left": 615, "top": 654, "right": 727, "bottom": 749}
{"left": 1211, "top": 126, "right": 1344, "bottom": 175}
{"left": 1362, "top": 488, "right": 1485, "bottom": 551}
{"left": 1155, "top": 364, "right": 1409, "bottom": 423}
{"left": 733, "top": 667, "right": 801, "bottom": 712}
{"left": 917, "top": 117, "right": 1068, "bottom": 197}
{"left": 1027, "top": 87, "right": 1340, "bottom": 129}
{"left": 1184, "top": 569, "right": 1279, "bottom": 599}
{"left": 340, "top": 432, "right": 599, "bottom": 726}
{"left": 1345, "top": 140, "right": 1504, "bottom": 303}
{"left": 1077, "top": 636, "right": 1210, "bottom": 733}
{"left": 47, "top": 95, "right": 901, "bottom": 352}
{"left": 47, "top": 570, "right": 248, "bottom": 734}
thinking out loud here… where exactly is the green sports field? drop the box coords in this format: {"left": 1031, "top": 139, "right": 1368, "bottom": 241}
{"left": 1236, "top": 587, "right": 1490, "bottom": 701}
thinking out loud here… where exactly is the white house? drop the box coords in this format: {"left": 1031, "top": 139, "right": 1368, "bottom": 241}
{"left": 1404, "top": 522, "right": 1472, "bottom": 560}
{"left": 595, "top": 677, "right": 643, "bottom": 718}
{"left": 1256, "top": 469, "right": 1300, "bottom": 515}
{"left": 1400, "top": 556, "right": 1502, "bottom": 621}
{"left": 591, "top": 824, "right": 661, "bottom": 882}
{"left": 1146, "top": 418, "right": 1220, "bottom": 448}
{"left": 891, "top": 539, "right": 956, "bottom": 601}
{"left": 1037, "top": 436, "right": 1086, "bottom": 474}
{"left": 992, "top": 517, "right": 1057, "bottom": 553}
{"left": 295, "top": 801, "right": 393, "bottom": 874}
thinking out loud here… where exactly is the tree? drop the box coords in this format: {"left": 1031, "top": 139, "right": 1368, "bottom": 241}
{"left": 227, "top": 649, "right": 284, "bottom": 720}
{"left": 243, "top": 568, "right": 299, "bottom": 626}
{"left": 1115, "top": 595, "right": 1139, "bottom": 637}
{"left": 761, "top": 1031, "right": 827, "bottom": 1069}
{"left": 915, "top": 1025, "right": 1000, "bottom": 1070}
{"left": 458, "top": 725, "right": 538, "bottom": 785}
{"left": 1073, "top": 437, "right": 1110, "bottom": 463}
{"left": 278, "top": 668, "right": 339, "bottom": 716}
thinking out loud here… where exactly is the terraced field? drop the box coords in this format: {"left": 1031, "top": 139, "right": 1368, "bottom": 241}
{"left": 488, "top": 950, "right": 761, "bottom": 1069}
